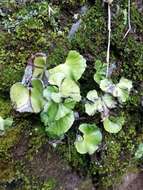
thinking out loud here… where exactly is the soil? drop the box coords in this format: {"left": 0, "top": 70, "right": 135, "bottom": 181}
{"left": 11, "top": 130, "right": 95, "bottom": 190}
{"left": 115, "top": 172, "right": 143, "bottom": 190}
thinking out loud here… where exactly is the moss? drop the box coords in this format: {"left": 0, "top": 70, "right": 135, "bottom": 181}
{"left": 0, "top": 1, "right": 60, "bottom": 94}
{"left": 0, "top": 120, "right": 24, "bottom": 186}
{"left": 26, "top": 123, "right": 46, "bottom": 160}
{"left": 0, "top": 98, "right": 12, "bottom": 117}
{"left": 71, "top": 0, "right": 106, "bottom": 58}
{"left": 89, "top": 108, "right": 143, "bottom": 189}
{"left": 56, "top": 132, "right": 89, "bottom": 175}
{"left": 41, "top": 178, "right": 57, "bottom": 190}
{"left": 0, "top": 159, "right": 16, "bottom": 183}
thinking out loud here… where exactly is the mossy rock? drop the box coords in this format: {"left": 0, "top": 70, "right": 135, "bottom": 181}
{"left": 0, "top": 1, "right": 60, "bottom": 94}
{"left": 0, "top": 0, "right": 143, "bottom": 189}
{"left": 0, "top": 159, "right": 16, "bottom": 184}
{"left": 0, "top": 98, "right": 12, "bottom": 117}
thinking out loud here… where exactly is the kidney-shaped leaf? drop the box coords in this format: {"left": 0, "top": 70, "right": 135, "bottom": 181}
{"left": 0, "top": 116, "right": 13, "bottom": 135}
{"left": 100, "top": 79, "right": 115, "bottom": 94}
{"left": 48, "top": 51, "right": 86, "bottom": 87}
{"left": 85, "top": 90, "right": 103, "bottom": 116}
{"left": 41, "top": 100, "right": 75, "bottom": 137}
{"left": 10, "top": 79, "right": 44, "bottom": 113}
{"left": 10, "top": 82, "right": 31, "bottom": 112}
{"left": 74, "top": 123, "right": 102, "bottom": 154}
{"left": 65, "top": 50, "right": 87, "bottom": 81}
{"left": 48, "top": 65, "right": 67, "bottom": 87}
{"left": 60, "top": 78, "right": 81, "bottom": 102}
{"left": 45, "top": 111, "right": 74, "bottom": 137}
{"left": 103, "top": 116, "right": 125, "bottom": 133}
{"left": 118, "top": 77, "right": 133, "bottom": 92}
{"left": 102, "top": 94, "right": 116, "bottom": 109}
{"left": 113, "top": 78, "right": 133, "bottom": 103}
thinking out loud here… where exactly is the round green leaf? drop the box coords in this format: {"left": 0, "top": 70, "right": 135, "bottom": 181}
{"left": 103, "top": 116, "right": 125, "bottom": 133}
{"left": 60, "top": 78, "right": 81, "bottom": 102}
{"left": 55, "top": 104, "right": 71, "bottom": 120}
{"left": 10, "top": 80, "right": 44, "bottom": 113}
{"left": 74, "top": 123, "right": 102, "bottom": 154}
{"left": 10, "top": 82, "right": 31, "bottom": 112}
{"left": 102, "top": 94, "right": 116, "bottom": 109}
{"left": 0, "top": 116, "right": 13, "bottom": 135}
{"left": 65, "top": 50, "right": 87, "bottom": 81}
{"left": 85, "top": 90, "right": 103, "bottom": 116}
{"left": 118, "top": 77, "right": 132, "bottom": 92}
{"left": 46, "top": 111, "right": 75, "bottom": 137}
{"left": 100, "top": 79, "right": 115, "bottom": 94}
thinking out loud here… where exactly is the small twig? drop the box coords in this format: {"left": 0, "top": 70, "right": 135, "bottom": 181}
{"left": 123, "top": 0, "right": 131, "bottom": 39}
{"left": 106, "top": 3, "right": 111, "bottom": 78}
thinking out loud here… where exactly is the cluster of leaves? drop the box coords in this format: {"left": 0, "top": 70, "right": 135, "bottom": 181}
{"left": 85, "top": 60, "right": 132, "bottom": 134}
{"left": 0, "top": 116, "right": 13, "bottom": 135}
{"left": 10, "top": 52, "right": 132, "bottom": 155}
{"left": 10, "top": 53, "right": 47, "bottom": 113}
{"left": 40, "top": 50, "right": 86, "bottom": 137}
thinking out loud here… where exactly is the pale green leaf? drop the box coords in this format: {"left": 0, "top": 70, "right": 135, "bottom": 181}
{"left": 0, "top": 116, "right": 13, "bottom": 135}
{"left": 100, "top": 79, "right": 115, "bottom": 94}
{"left": 112, "top": 78, "right": 132, "bottom": 103}
{"left": 135, "top": 143, "right": 143, "bottom": 159}
{"left": 113, "top": 87, "right": 129, "bottom": 103}
{"left": 55, "top": 104, "right": 71, "bottom": 120}
{"left": 30, "top": 79, "right": 45, "bottom": 113}
{"left": 65, "top": 50, "right": 86, "bottom": 81}
{"left": 74, "top": 123, "right": 102, "bottom": 154}
{"left": 10, "top": 82, "right": 30, "bottom": 112}
{"left": 86, "top": 90, "right": 98, "bottom": 102}
{"left": 85, "top": 90, "right": 103, "bottom": 116}
{"left": 46, "top": 111, "right": 74, "bottom": 137}
{"left": 43, "top": 86, "right": 58, "bottom": 101}
{"left": 103, "top": 116, "right": 125, "bottom": 133}
{"left": 60, "top": 78, "right": 81, "bottom": 102}
{"left": 10, "top": 80, "right": 44, "bottom": 113}
{"left": 118, "top": 77, "right": 133, "bottom": 92}
{"left": 102, "top": 94, "right": 116, "bottom": 109}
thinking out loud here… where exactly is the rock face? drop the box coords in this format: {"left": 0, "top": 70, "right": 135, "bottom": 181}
{"left": 0, "top": 0, "right": 143, "bottom": 190}
{"left": 116, "top": 172, "right": 143, "bottom": 190}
